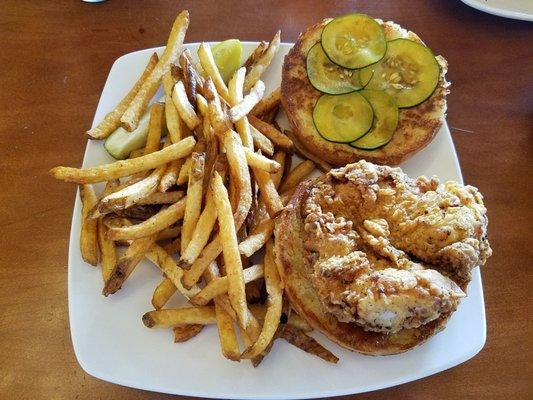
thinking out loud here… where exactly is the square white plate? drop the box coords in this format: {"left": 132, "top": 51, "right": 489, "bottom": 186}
{"left": 68, "top": 42, "right": 486, "bottom": 399}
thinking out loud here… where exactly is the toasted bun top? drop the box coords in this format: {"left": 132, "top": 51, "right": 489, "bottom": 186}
{"left": 281, "top": 19, "right": 450, "bottom": 166}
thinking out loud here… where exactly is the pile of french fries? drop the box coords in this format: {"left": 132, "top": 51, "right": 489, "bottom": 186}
{"left": 51, "top": 10, "right": 336, "bottom": 366}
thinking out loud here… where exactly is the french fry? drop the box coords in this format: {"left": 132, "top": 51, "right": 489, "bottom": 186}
{"left": 86, "top": 53, "right": 159, "bottom": 139}
{"left": 252, "top": 167, "right": 284, "bottom": 218}
{"left": 107, "top": 197, "right": 187, "bottom": 241}
{"left": 228, "top": 67, "right": 254, "bottom": 149}
{"left": 144, "top": 103, "right": 165, "bottom": 154}
{"left": 241, "top": 240, "right": 283, "bottom": 358}
{"left": 277, "top": 325, "right": 339, "bottom": 364}
{"left": 196, "top": 93, "right": 208, "bottom": 117}
{"left": 210, "top": 172, "right": 259, "bottom": 338}
{"left": 270, "top": 151, "right": 286, "bottom": 189}
{"left": 178, "top": 193, "right": 217, "bottom": 268}
{"left": 182, "top": 237, "right": 222, "bottom": 288}
{"left": 157, "top": 226, "right": 181, "bottom": 240}
{"left": 248, "top": 115, "right": 293, "bottom": 151}
{"left": 97, "top": 218, "right": 116, "bottom": 282}
{"left": 261, "top": 104, "right": 280, "bottom": 124}
{"left": 121, "top": 11, "right": 189, "bottom": 131}
{"left": 179, "top": 54, "right": 197, "bottom": 108}
{"left": 244, "top": 31, "right": 281, "bottom": 92}
{"left": 142, "top": 307, "right": 216, "bottom": 328}
{"left": 158, "top": 159, "right": 182, "bottom": 192}
{"left": 136, "top": 190, "right": 184, "bottom": 205}
{"left": 204, "top": 79, "right": 231, "bottom": 137}
{"left": 250, "top": 87, "right": 281, "bottom": 118}
{"left": 249, "top": 305, "right": 312, "bottom": 333}
{"left": 103, "top": 233, "right": 157, "bottom": 296}
{"left": 152, "top": 277, "right": 177, "bottom": 310}
{"left": 243, "top": 148, "right": 280, "bottom": 173}
{"left": 189, "top": 264, "right": 264, "bottom": 306}
{"left": 279, "top": 160, "right": 316, "bottom": 194}
{"left": 198, "top": 43, "right": 230, "bottom": 102}
{"left": 129, "top": 148, "right": 145, "bottom": 159}
{"left": 80, "top": 184, "right": 99, "bottom": 266}
{"left": 238, "top": 218, "right": 275, "bottom": 257}
{"left": 180, "top": 49, "right": 206, "bottom": 95}
{"left": 162, "top": 237, "right": 181, "bottom": 254}
{"left": 163, "top": 71, "right": 189, "bottom": 144}
{"left": 176, "top": 156, "right": 192, "bottom": 185}
{"left": 228, "top": 80, "right": 265, "bottom": 122}
{"left": 243, "top": 41, "right": 267, "bottom": 70}
{"left": 172, "top": 81, "right": 200, "bottom": 130}
{"left": 284, "top": 129, "right": 331, "bottom": 172}
{"left": 173, "top": 324, "right": 204, "bottom": 342}
{"left": 249, "top": 124, "right": 274, "bottom": 156}
{"left": 181, "top": 152, "right": 205, "bottom": 253}
{"left": 50, "top": 136, "right": 196, "bottom": 184}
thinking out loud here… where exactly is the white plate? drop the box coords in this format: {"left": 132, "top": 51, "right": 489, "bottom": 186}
{"left": 461, "top": 0, "right": 533, "bottom": 21}
{"left": 68, "top": 43, "right": 486, "bottom": 399}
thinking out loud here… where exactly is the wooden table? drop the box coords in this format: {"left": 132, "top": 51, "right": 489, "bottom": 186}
{"left": 1, "top": 1, "right": 531, "bottom": 398}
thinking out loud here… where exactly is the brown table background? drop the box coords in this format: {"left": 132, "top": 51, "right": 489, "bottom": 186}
{"left": 1, "top": 0, "right": 531, "bottom": 399}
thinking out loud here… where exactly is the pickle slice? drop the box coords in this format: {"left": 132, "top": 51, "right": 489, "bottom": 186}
{"left": 212, "top": 39, "right": 242, "bottom": 83}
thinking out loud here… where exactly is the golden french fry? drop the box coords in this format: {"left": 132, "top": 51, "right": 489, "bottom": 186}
{"left": 277, "top": 325, "right": 339, "bottom": 364}
{"left": 243, "top": 41, "right": 267, "bottom": 70}
{"left": 228, "top": 80, "right": 265, "bottom": 123}
{"left": 182, "top": 237, "right": 222, "bottom": 288}
{"left": 279, "top": 160, "right": 316, "bottom": 194}
{"left": 189, "top": 264, "right": 264, "bottom": 306}
{"left": 204, "top": 79, "right": 231, "bottom": 137}
{"left": 80, "top": 184, "right": 99, "bottom": 266}
{"left": 210, "top": 172, "right": 259, "bottom": 338}
{"left": 238, "top": 218, "right": 275, "bottom": 257}
{"left": 261, "top": 104, "right": 280, "bottom": 124}
{"left": 107, "top": 197, "right": 186, "bottom": 241}
{"left": 172, "top": 80, "right": 200, "bottom": 130}
{"left": 163, "top": 71, "right": 189, "bottom": 144}
{"left": 198, "top": 43, "right": 230, "bottom": 102}
{"left": 97, "top": 218, "right": 116, "bottom": 282}
{"left": 162, "top": 237, "right": 181, "bottom": 255}
{"left": 87, "top": 53, "right": 159, "bottom": 139}
{"left": 181, "top": 152, "right": 205, "bottom": 253}
{"left": 181, "top": 49, "right": 206, "bottom": 95}
{"left": 144, "top": 103, "right": 165, "bottom": 154}
{"left": 250, "top": 87, "right": 281, "bottom": 118}
{"left": 283, "top": 129, "right": 331, "bottom": 172}
{"left": 103, "top": 233, "right": 157, "bottom": 296}
{"left": 173, "top": 324, "right": 204, "bottom": 342}
{"left": 228, "top": 67, "right": 254, "bottom": 149}
{"left": 136, "top": 190, "right": 184, "bottom": 205}
{"left": 214, "top": 302, "right": 240, "bottom": 360}
{"left": 178, "top": 55, "right": 198, "bottom": 108}
{"left": 142, "top": 307, "right": 216, "bottom": 328}
{"left": 157, "top": 226, "right": 181, "bottom": 240}
{"left": 152, "top": 277, "right": 177, "bottom": 310}
{"left": 50, "top": 136, "right": 196, "bottom": 184}
{"left": 253, "top": 167, "right": 284, "bottom": 218}
{"left": 248, "top": 115, "right": 293, "bottom": 151}
{"left": 243, "top": 148, "right": 280, "bottom": 173}
{"left": 249, "top": 124, "right": 274, "bottom": 156}
{"left": 244, "top": 31, "right": 281, "bottom": 92}
{"left": 270, "top": 151, "right": 286, "bottom": 189}
{"left": 178, "top": 193, "right": 217, "bottom": 268}
{"left": 158, "top": 159, "right": 183, "bottom": 192}
{"left": 121, "top": 11, "right": 189, "bottom": 131}
{"left": 176, "top": 155, "right": 192, "bottom": 185}
{"left": 196, "top": 93, "right": 208, "bottom": 117}
{"left": 129, "top": 148, "right": 145, "bottom": 159}
{"left": 241, "top": 240, "right": 282, "bottom": 358}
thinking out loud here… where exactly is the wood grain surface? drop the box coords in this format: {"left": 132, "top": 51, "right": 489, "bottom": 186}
{"left": 0, "top": 1, "right": 531, "bottom": 399}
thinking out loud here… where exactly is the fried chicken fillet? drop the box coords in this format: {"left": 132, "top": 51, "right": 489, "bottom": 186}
{"left": 275, "top": 161, "right": 491, "bottom": 354}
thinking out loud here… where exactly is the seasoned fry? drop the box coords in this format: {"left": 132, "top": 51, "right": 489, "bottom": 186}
{"left": 179, "top": 53, "right": 198, "bottom": 108}
{"left": 107, "top": 197, "right": 186, "bottom": 241}
{"left": 279, "top": 160, "right": 316, "bottom": 194}
{"left": 277, "top": 325, "right": 339, "bottom": 364}
{"left": 214, "top": 302, "right": 239, "bottom": 360}
{"left": 182, "top": 237, "right": 222, "bottom": 288}
{"left": 142, "top": 307, "right": 216, "bottom": 328}
{"left": 80, "top": 184, "right": 99, "bottom": 266}
{"left": 181, "top": 49, "right": 206, "bottom": 94}
{"left": 284, "top": 129, "right": 331, "bottom": 172}
{"left": 173, "top": 324, "right": 204, "bottom": 342}
{"left": 248, "top": 115, "right": 293, "bottom": 151}
{"left": 129, "top": 148, "right": 145, "bottom": 159}
{"left": 198, "top": 43, "right": 230, "bottom": 102}
{"left": 177, "top": 156, "right": 192, "bottom": 185}
{"left": 158, "top": 159, "right": 182, "bottom": 192}
{"left": 228, "top": 80, "right": 265, "bottom": 122}
{"left": 211, "top": 172, "right": 259, "bottom": 338}
{"left": 162, "top": 237, "right": 181, "bottom": 255}
{"left": 243, "top": 148, "right": 280, "bottom": 173}
{"left": 136, "top": 190, "right": 184, "bottom": 205}
{"left": 250, "top": 87, "right": 281, "bottom": 118}
{"left": 97, "top": 218, "right": 116, "bottom": 282}
{"left": 252, "top": 167, "right": 284, "bottom": 218}
{"left": 103, "top": 233, "right": 157, "bottom": 296}
{"left": 163, "top": 72, "right": 188, "bottom": 144}
{"left": 261, "top": 104, "right": 280, "bottom": 124}
{"left": 189, "top": 264, "right": 264, "bottom": 306}
{"left": 172, "top": 81, "right": 200, "bottom": 130}
{"left": 270, "top": 151, "right": 286, "bottom": 189}
{"left": 241, "top": 241, "right": 282, "bottom": 358}
{"left": 181, "top": 153, "right": 205, "bottom": 253}
{"left": 243, "top": 41, "right": 267, "bottom": 70}
{"left": 157, "top": 226, "right": 181, "bottom": 240}
{"left": 249, "top": 305, "right": 312, "bottom": 332}
{"left": 244, "top": 30, "right": 281, "bottom": 92}
{"left": 50, "top": 136, "right": 196, "bottom": 184}
{"left": 249, "top": 124, "right": 274, "bottom": 156}
{"left": 152, "top": 277, "right": 177, "bottom": 310}
{"left": 228, "top": 67, "right": 254, "bottom": 149}
{"left": 144, "top": 103, "right": 165, "bottom": 154}
{"left": 178, "top": 193, "right": 217, "bottom": 268}
{"left": 204, "top": 79, "right": 231, "bottom": 136}
{"left": 121, "top": 11, "right": 189, "bottom": 131}
{"left": 87, "top": 53, "right": 159, "bottom": 139}
{"left": 196, "top": 93, "right": 208, "bottom": 117}
{"left": 238, "top": 218, "right": 275, "bottom": 257}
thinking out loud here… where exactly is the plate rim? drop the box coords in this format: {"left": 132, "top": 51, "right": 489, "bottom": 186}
{"left": 461, "top": 0, "right": 533, "bottom": 21}
{"left": 68, "top": 42, "right": 487, "bottom": 399}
